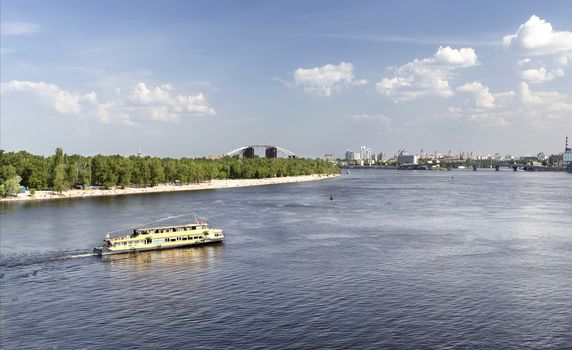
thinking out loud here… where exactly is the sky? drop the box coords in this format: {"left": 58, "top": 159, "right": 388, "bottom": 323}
{"left": 1, "top": 0, "right": 571, "bottom": 158}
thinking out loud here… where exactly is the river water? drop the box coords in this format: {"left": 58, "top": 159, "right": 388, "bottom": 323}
{"left": 1, "top": 169, "right": 571, "bottom": 349}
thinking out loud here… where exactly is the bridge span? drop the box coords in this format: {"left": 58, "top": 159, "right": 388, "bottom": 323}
{"left": 225, "top": 145, "right": 296, "bottom": 158}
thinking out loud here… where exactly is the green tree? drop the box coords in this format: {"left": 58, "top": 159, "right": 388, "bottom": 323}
{"left": 53, "top": 164, "right": 67, "bottom": 193}
{"left": 0, "top": 165, "right": 17, "bottom": 182}
{"left": 2, "top": 176, "right": 21, "bottom": 197}
{"left": 149, "top": 158, "right": 165, "bottom": 186}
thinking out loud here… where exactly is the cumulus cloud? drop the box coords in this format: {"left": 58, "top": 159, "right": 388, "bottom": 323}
{"left": 128, "top": 82, "right": 216, "bottom": 121}
{"left": 293, "top": 62, "right": 366, "bottom": 96}
{"left": 447, "top": 82, "right": 516, "bottom": 127}
{"left": 519, "top": 82, "right": 572, "bottom": 113}
{"left": 0, "top": 80, "right": 135, "bottom": 126}
{"left": 520, "top": 66, "right": 564, "bottom": 83}
{"left": 432, "top": 46, "right": 479, "bottom": 67}
{"left": 445, "top": 81, "right": 570, "bottom": 128}
{"left": 503, "top": 15, "right": 572, "bottom": 56}
{"left": 516, "top": 58, "right": 565, "bottom": 83}
{"left": 503, "top": 17, "right": 571, "bottom": 84}
{"left": 464, "top": 112, "right": 511, "bottom": 127}
{"left": 1, "top": 80, "right": 216, "bottom": 126}
{"left": 445, "top": 105, "right": 511, "bottom": 127}
{"left": 457, "top": 82, "right": 496, "bottom": 108}
{"left": 0, "top": 21, "right": 42, "bottom": 36}
{"left": 376, "top": 46, "right": 478, "bottom": 102}
{"left": 351, "top": 113, "right": 392, "bottom": 130}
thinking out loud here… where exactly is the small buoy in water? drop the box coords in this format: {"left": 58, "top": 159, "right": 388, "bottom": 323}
{"left": 451, "top": 176, "right": 454, "bottom": 179}
{"left": 330, "top": 195, "right": 333, "bottom": 201}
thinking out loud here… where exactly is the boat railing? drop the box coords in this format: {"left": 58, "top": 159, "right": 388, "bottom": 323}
{"left": 108, "top": 224, "right": 212, "bottom": 241}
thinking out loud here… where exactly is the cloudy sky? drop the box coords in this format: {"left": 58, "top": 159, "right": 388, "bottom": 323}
{"left": 1, "top": 0, "right": 571, "bottom": 158}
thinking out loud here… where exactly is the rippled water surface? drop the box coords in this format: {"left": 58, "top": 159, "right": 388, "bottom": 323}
{"left": 1, "top": 169, "right": 572, "bottom": 349}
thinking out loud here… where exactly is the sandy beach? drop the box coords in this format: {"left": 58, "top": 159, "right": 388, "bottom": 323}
{"left": 1, "top": 174, "right": 339, "bottom": 202}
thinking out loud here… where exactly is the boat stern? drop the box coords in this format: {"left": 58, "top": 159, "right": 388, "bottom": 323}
{"left": 93, "top": 246, "right": 112, "bottom": 256}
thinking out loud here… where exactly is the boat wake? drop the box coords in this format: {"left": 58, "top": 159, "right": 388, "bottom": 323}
{"left": 1, "top": 250, "right": 98, "bottom": 269}
{"left": 60, "top": 253, "right": 98, "bottom": 259}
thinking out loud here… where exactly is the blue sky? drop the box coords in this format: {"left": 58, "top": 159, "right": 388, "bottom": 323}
{"left": 1, "top": 0, "right": 571, "bottom": 158}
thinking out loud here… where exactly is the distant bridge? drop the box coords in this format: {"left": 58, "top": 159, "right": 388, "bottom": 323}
{"left": 225, "top": 145, "right": 296, "bottom": 158}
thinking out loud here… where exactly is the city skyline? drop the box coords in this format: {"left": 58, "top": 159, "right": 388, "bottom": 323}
{"left": 1, "top": 1, "right": 571, "bottom": 158}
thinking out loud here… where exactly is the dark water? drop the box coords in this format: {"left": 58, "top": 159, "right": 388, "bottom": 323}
{"left": 1, "top": 169, "right": 571, "bottom": 349}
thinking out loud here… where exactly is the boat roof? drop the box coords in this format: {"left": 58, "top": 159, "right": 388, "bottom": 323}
{"left": 134, "top": 222, "right": 206, "bottom": 232}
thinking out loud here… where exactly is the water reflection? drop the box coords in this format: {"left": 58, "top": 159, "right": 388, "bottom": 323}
{"left": 102, "top": 243, "right": 224, "bottom": 273}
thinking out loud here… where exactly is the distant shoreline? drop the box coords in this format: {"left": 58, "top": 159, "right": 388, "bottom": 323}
{"left": 0, "top": 174, "right": 339, "bottom": 203}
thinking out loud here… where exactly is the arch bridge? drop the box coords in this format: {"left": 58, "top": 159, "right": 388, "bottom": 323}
{"left": 225, "top": 145, "right": 296, "bottom": 158}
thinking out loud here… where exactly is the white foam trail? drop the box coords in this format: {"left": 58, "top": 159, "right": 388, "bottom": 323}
{"left": 61, "top": 253, "right": 97, "bottom": 259}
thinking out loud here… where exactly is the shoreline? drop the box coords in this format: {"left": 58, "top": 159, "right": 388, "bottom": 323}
{"left": 1, "top": 174, "right": 339, "bottom": 203}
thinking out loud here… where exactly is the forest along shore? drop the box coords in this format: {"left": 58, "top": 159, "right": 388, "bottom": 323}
{"left": 1, "top": 174, "right": 339, "bottom": 202}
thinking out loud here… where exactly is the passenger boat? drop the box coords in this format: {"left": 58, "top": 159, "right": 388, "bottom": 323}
{"left": 93, "top": 219, "right": 223, "bottom": 256}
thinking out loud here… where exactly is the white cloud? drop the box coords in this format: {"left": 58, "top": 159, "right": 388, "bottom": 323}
{"left": 433, "top": 46, "right": 479, "bottom": 67}
{"left": 516, "top": 58, "right": 565, "bottom": 83}
{"left": 503, "top": 15, "right": 572, "bottom": 56}
{"left": 457, "top": 82, "right": 496, "bottom": 108}
{"left": 1, "top": 80, "right": 136, "bottom": 126}
{"left": 129, "top": 82, "right": 173, "bottom": 104}
{"left": 445, "top": 104, "right": 511, "bottom": 127}
{"left": 351, "top": 113, "right": 392, "bottom": 130}
{"left": 493, "top": 91, "right": 517, "bottom": 105}
{"left": 464, "top": 112, "right": 510, "bottom": 127}
{"left": 0, "top": 21, "right": 42, "bottom": 36}
{"left": 2, "top": 80, "right": 92, "bottom": 115}
{"left": 444, "top": 81, "right": 570, "bottom": 128}
{"left": 447, "top": 82, "right": 516, "bottom": 127}
{"left": 1, "top": 80, "right": 216, "bottom": 126}
{"left": 128, "top": 82, "right": 216, "bottom": 120}
{"left": 519, "top": 82, "right": 572, "bottom": 113}
{"left": 376, "top": 46, "right": 478, "bottom": 102}
{"left": 520, "top": 66, "right": 564, "bottom": 83}
{"left": 293, "top": 62, "right": 365, "bottom": 96}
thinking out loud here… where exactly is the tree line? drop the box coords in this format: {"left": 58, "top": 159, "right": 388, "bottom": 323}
{"left": 0, "top": 148, "right": 339, "bottom": 196}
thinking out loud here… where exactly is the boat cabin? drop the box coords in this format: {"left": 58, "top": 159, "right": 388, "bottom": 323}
{"left": 130, "top": 223, "right": 207, "bottom": 238}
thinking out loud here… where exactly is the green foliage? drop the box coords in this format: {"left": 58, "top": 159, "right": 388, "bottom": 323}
{"left": 0, "top": 148, "right": 339, "bottom": 192}
{"left": 2, "top": 176, "right": 21, "bottom": 197}
{"left": 53, "top": 164, "right": 68, "bottom": 193}
{"left": 0, "top": 165, "right": 17, "bottom": 183}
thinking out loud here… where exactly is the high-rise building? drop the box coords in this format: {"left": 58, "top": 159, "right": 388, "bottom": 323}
{"left": 345, "top": 150, "right": 354, "bottom": 161}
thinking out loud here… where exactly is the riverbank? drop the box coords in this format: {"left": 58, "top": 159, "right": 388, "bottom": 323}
{"left": 1, "top": 174, "right": 339, "bottom": 202}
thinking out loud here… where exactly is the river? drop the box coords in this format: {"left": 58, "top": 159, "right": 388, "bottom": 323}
{"left": 1, "top": 169, "right": 571, "bottom": 349}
